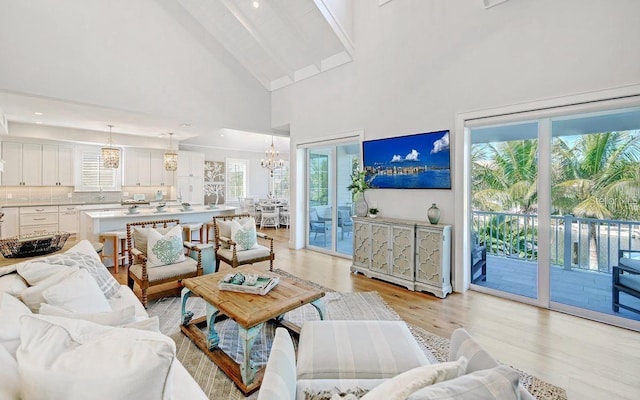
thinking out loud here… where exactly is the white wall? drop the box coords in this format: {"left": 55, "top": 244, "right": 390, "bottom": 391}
{"left": 180, "top": 144, "right": 289, "bottom": 202}
{"left": 273, "top": 0, "right": 640, "bottom": 269}
{"left": 0, "top": 0, "right": 271, "bottom": 134}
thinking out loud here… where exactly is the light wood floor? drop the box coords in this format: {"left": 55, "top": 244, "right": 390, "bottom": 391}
{"left": 6, "top": 231, "right": 638, "bottom": 399}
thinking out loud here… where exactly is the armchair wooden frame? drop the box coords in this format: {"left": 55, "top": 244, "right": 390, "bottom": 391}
{"left": 211, "top": 213, "right": 275, "bottom": 271}
{"left": 126, "top": 219, "right": 203, "bottom": 307}
{"left": 613, "top": 249, "right": 640, "bottom": 314}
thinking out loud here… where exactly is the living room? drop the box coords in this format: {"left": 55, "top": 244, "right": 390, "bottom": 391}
{"left": 1, "top": 0, "right": 639, "bottom": 399}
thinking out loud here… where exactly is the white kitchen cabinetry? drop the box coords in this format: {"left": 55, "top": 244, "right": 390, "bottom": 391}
{"left": 176, "top": 176, "right": 204, "bottom": 205}
{"left": 1, "top": 207, "right": 19, "bottom": 238}
{"left": 124, "top": 150, "right": 174, "bottom": 186}
{"left": 177, "top": 151, "right": 204, "bottom": 178}
{"left": 42, "top": 144, "right": 74, "bottom": 186}
{"left": 351, "top": 217, "right": 452, "bottom": 298}
{"left": 19, "top": 206, "right": 58, "bottom": 236}
{"left": 58, "top": 205, "right": 79, "bottom": 235}
{"left": 2, "top": 142, "right": 42, "bottom": 186}
{"left": 176, "top": 151, "right": 204, "bottom": 204}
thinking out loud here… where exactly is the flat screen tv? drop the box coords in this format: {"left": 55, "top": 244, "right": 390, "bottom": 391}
{"left": 362, "top": 130, "right": 451, "bottom": 189}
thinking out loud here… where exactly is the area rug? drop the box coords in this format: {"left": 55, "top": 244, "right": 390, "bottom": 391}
{"left": 147, "top": 270, "right": 567, "bottom": 400}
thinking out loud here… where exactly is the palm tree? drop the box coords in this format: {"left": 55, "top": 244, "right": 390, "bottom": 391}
{"left": 552, "top": 131, "right": 640, "bottom": 268}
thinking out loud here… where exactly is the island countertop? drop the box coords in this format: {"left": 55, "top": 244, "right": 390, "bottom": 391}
{"left": 78, "top": 205, "right": 238, "bottom": 245}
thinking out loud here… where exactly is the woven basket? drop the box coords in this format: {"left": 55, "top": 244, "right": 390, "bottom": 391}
{"left": 0, "top": 231, "right": 71, "bottom": 258}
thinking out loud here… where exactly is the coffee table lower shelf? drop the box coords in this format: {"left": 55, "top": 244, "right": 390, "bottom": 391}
{"left": 180, "top": 315, "right": 266, "bottom": 395}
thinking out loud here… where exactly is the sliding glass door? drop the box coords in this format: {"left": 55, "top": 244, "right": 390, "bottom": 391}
{"left": 306, "top": 142, "right": 359, "bottom": 256}
{"left": 468, "top": 105, "right": 640, "bottom": 329}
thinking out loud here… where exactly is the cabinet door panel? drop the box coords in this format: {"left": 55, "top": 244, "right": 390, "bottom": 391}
{"left": 2, "top": 142, "right": 23, "bottom": 185}
{"left": 41, "top": 144, "right": 58, "bottom": 186}
{"left": 370, "top": 223, "right": 390, "bottom": 274}
{"left": 21, "top": 143, "right": 42, "bottom": 186}
{"left": 353, "top": 221, "right": 371, "bottom": 268}
{"left": 390, "top": 225, "right": 415, "bottom": 280}
{"left": 415, "top": 228, "right": 444, "bottom": 285}
{"left": 136, "top": 151, "right": 151, "bottom": 186}
{"left": 57, "top": 146, "right": 74, "bottom": 186}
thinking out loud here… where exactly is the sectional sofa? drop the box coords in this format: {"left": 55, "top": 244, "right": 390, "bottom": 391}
{"left": 0, "top": 240, "right": 207, "bottom": 400}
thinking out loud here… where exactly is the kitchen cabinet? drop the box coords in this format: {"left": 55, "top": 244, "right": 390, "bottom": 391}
{"left": 58, "top": 205, "right": 79, "bottom": 235}
{"left": 124, "top": 149, "right": 174, "bottom": 186}
{"left": 2, "top": 142, "right": 42, "bottom": 186}
{"left": 19, "top": 206, "right": 58, "bottom": 236}
{"left": 177, "top": 151, "right": 204, "bottom": 178}
{"left": 176, "top": 176, "right": 204, "bottom": 205}
{"left": 42, "top": 144, "right": 74, "bottom": 186}
{"left": 351, "top": 217, "right": 452, "bottom": 298}
{"left": 1, "top": 207, "right": 19, "bottom": 238}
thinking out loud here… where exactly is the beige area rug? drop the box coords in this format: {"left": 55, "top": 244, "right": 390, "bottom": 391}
{"left": 147, "top": 270, "right": 567, "bottom": 400}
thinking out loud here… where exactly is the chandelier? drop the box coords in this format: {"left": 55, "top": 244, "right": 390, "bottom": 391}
{"left": 164, "top": 132, "right": 178, "bottom": 171}
{"left": 260, "top": 136, "right": 285, "bottom": 177}
{"left": 101, "top": 125, "right": 120, "bottom": 169}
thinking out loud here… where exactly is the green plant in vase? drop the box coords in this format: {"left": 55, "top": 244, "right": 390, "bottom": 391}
{"left": 347, "top": 168, "right": 373, "bottom": 217}
{"left": 368, "top": 208, "right": 379, "bottom": 218}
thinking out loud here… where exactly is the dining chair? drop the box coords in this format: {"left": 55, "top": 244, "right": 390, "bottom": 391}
{"left": 260, "top": 204, "right": 279, "bottom": 229}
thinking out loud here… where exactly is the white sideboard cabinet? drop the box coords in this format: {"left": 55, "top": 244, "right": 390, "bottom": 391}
{"left": 351, "top": 216, "right": 452, "bottom": 298}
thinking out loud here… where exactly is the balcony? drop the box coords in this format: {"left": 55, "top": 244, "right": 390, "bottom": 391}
{"left": 473, "top": 211, "right": 640, "bottom": 322}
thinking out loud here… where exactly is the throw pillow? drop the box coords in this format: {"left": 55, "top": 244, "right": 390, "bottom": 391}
{"left": 360, "top": 357, "right": 468, "bottom": 400}
{"left": 0, "top": 345, "right": 19, "bottom": 400}
{"left": 133, "top": 226, "right": 175, "bottom": 255}
{"left": 41, "top": 269, "right": 112, "bottom": 314}
{"left": 17, "top": 314, "right": 176, "bottom": 400}
{"left": 147, "top": 225, "right": 186, "bottom": 268}
{"left": 39, "top": 304, "right": 136, "bottom": 327}
{"left": 0, "top": 273, "right": 28, "bottom": 297}
{"left": 17, "top": 252, "right": 120, "bottom": 299}
{"left": 217, "top": 220, "right": 234, "bottom": 248}
{"left": 406, "top": 365, "right": 520, "bottom": 400}
{"left": 0, "top": 293, "right": 32, "bottom": 357}
{"left": 19, "top": 267, "right": 78, "bottom": 312}
{"left": 230, "top": 217, "right": 258, "bottom": 251}
{"left": 305, "top": 388, "right": 370, "bottom": 400}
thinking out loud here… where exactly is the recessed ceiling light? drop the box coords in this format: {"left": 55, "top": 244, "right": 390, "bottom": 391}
{"left": 34, "top": 112, "right": 43, "bottom": 116}
{"left": 180, "top": 123, "right": 191, "bottom": 127}
{"left": 35, "top": 121, "right": 42, "bottom": 124}
{"left": 252, "top": 1, "right": 259, "bottom": 8}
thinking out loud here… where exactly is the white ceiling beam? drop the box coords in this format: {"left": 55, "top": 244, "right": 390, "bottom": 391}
{"left": 312, "top": 0, "right": 354, "bottom": 58}
{"left": 219, "top": 0, "right": 295, "bottom": 82}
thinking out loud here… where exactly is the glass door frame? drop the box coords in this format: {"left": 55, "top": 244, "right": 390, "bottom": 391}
{"left": 455, "top": 86, "right": 640, "bottom": 331}
{"left": 297, "top": 133, "right": 363, "bottom": 257}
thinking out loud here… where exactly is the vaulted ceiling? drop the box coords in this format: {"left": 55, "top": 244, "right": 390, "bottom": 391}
{"left": 0, "top": 0, "right": 354, "bottom": 150}
{"left": 169, "top": 0, "right": 353, "bottom": 91}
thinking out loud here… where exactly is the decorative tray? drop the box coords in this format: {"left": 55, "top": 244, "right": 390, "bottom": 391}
{"left": 219, "top": 272, "right": 279, "bottom": 295}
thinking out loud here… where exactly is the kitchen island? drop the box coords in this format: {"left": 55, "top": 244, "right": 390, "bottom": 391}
{"left": 79, "top": 206, "right": 237, "bottom": 262}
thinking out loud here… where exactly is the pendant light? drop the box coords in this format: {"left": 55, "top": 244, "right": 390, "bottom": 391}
{"left": 101, "top": 124, "right": 120, "bottom": 168}
{"left": 164, "top": 132, "right": 178, "bottom": 171}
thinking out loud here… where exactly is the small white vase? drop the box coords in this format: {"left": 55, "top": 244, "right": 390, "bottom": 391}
{"left": 368, "top": 214, "right": 378, "bottom": 219}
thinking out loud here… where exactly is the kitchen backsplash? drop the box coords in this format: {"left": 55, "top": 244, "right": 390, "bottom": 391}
{"left": 0, "top": 186, "right": 174, "bottom": 206}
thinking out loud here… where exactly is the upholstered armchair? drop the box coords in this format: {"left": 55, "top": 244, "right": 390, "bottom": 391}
{"left": 210, "top": 213, "right": 275, "bottom": 271}
{"left": 613, "top": 250, "right": 640, "bottom": 314}
{"left": 126, "top": 219, "right": 203, "bottom": 307}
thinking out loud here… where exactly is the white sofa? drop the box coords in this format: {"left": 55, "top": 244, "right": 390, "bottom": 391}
{"left": 0, "top": 240, "right": 207, "bottom": 400}
{"left": 258, "top": 320, "right": 536, "bottom": 400}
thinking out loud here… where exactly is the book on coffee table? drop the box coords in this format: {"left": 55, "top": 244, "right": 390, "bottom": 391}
{"left": 219, "top": 275, "right": 280, "bottom": 295}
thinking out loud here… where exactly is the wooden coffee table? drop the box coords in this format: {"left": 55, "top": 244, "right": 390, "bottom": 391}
{"left": 180, "top": 266, "right": 325, "bottom": 394}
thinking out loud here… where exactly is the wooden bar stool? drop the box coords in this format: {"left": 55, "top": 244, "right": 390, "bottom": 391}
{"left": 205, "top": 221, "right": 216, "bottom": 243}
{"left": 99, "top": 230, "right": 128, "bottom": 274}
{"left": 182, "top": 222, "right": 204, "bottom": 244}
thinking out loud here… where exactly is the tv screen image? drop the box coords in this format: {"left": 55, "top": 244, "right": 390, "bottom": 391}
{"left": 362, "top": 130, "right": 451, "bottom": 189}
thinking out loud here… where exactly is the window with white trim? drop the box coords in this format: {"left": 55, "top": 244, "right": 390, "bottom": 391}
{"left": 272, "top": 163, "right": 289, "bottom": 200}
{"left": 226, "top": 158, "right": 248, "bottom": 201}
{"left": 75, "top": 146, "right": 121, "bottom": 192}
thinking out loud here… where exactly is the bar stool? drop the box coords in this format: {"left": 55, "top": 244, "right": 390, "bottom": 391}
{"left": 99, "top": 230, "right": 128, "bottom": 274}
{"left": 182, "top": 222, "right": 204, "bottom": 244}
{"left": 205, "top": 221, "right": 216, "bottom": 243}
